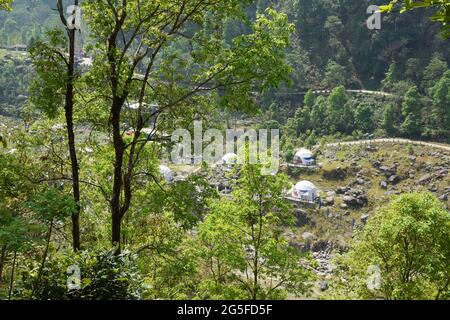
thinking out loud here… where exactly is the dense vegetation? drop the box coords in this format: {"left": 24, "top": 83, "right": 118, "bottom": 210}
{"left": 0, "top": 0, "right": 449, "bottom": 300}
{"left": 331, "top": 192, "right": 450, "bottom": 300}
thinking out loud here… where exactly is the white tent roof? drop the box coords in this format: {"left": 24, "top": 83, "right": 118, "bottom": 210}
{"left": 159, "top": 165, "right": 174, "bottom": 182}
{"left": 80, "top": 57, "right": 93, "bottom": 67}
{"left": 141, "top": 127, "right": 154, "bottom": 134}
{"left": 222, "top": 153, "right": 238, "bottom": 164}
{"left": 52, "top": 124, "right": 65, "bottom": 131}
{"left": 294, "top": 180, "right": 317, "bottom": 192}
{"left": 126, "top": 102, "right": 159, "bottom": 110}
{"left": 295, "top": 148, "right": 313, "bottom": 158}
{"left": 127, "top": 102, "right": 147, "bottom": 110}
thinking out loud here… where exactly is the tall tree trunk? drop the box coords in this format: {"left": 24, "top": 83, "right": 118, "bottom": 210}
{"left": 8, "top": 250, "right": 17, "bottom": 300}
{"left": 67, "top": 19, "right": 81, "bottom": 252}
{"left": 0, "top": 245, "right": 7, "bottom": 282}
{"left": 32, "top": 221, "right": 53, "bottom": 297}
{"left": 58, "top": 0, "right": 81, "bottom": 252}
{"left": 111, "top": 98, "right": 125, "bottom": 248}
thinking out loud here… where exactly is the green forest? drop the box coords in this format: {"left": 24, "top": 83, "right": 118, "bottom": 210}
{"left": 0, "top": 0, "right": 449, "bottom": 302}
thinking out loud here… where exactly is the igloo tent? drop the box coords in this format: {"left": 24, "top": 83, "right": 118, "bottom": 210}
{"left": 221, "top": 153, "right": 238, "bottom": 166}
{"left": 292, "top": 180, "right": 317, "bottom": 202}
{"left": 159, "top": 165, "right": 174, "bottom": 182}
{"left": 293, "top": 148, "right": 315, "bottom": 166}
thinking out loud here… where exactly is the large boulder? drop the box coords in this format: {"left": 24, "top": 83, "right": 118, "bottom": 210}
{"left": 323, "top": 167, "right": 348, "bottom": 180}
{"left": 418, "top": 173, "right": 433, "bottom": 185}
{"left": 325, "top": 196, "right": 335, "bottom": 206}
{"left": 360, "top": 214, "right": 370, "bottom": 224}
{"left": 311, "top": 240, "right": 330, "bottom": 252}
{"left": 295, "top": 210, "right": 311, "bottom": 227}
{"left": 319, "top": 281, "right": 329, "bottom": 292}
{"left": 302, "top": 232, "right": 316, "bottom": 242}
{"left": 343, "top": 195, "right": 358, "bottom": 206}
{"left": 379, "top": 165, "right": 397, "bottom": 177}
{"left": 388, "top": 175, "right": 402, "bottom": 185}
{"left": 336, "top": 187, "right": 348, "bottom": 195}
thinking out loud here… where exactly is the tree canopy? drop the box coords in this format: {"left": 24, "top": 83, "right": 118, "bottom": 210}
{"left": 381, "top": 0, "right": 450, "bottom": 38}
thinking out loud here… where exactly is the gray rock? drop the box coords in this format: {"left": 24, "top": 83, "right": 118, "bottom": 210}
{"left": 312, "top": 240, "right": 330, "bottom": 252}
{"left": 380, "top": 181, "right": 388, "bottom": 189}
{"left": 358, "top": 195, "right": 368, "bottom": 204}
{"left": 325, "top": 196, "right": 335, "bottom": 206}
{"left": 419, "top": 174, "right": 433, "bottom": 185}
{"left": 379, "top": 165, "right": 396, "bottom": 177}
{"left": 388, "top": 175, "right": 401, "bottom": 185}
{"left": 319, "top": 281, "right": 329, "bottom": 292}
{"left": 302, "top": 232, "right": 316, "bottom": 242}
{"left": 327, "top": 191, "right": 336, "bottom": 197}
{"left": 336, "top": 187, "right": 348, "bottom": 195}
{"left": 343, "top": 195, "right": 358, "bottom": 206}
{"left": 361, "top": 214, "right": 370, "bottom": 224}
{"left": 371, "top": 161, "right": 381, "bottom": 168}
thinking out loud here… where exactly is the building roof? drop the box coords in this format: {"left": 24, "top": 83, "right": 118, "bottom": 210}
{"left": 126, "top": 102, "right": 159, "bottom": 111}
{"left": 80, "top": 57, "right": 93, "bottom": 67}
{"left": 222, "top": 153, "right": 238, "bottom": 164}
{"left": 295, "top": 148, "right": 313, "bottom": 158}
{"left": 159, "top": 165, "right": 174, "bottom": 182}
{"left": 294, "top": 180, "right": 316, "bottom": 192}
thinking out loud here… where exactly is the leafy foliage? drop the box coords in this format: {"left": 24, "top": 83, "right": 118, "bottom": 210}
{"left": 195, "top": 163, "right": 314, "bottom": 299}
{"left": 331, "top": 192, "right": 450, "bottom": 300}
{"left": 381, "top": 0, "right": 450, "bottom": 38}
{"left": 18, "top": 249, "right": 143, "bottom": 300}
{"left": 0, "top": 0, "right": 13, "bottom": 11}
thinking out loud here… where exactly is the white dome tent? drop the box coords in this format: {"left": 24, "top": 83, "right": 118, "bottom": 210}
{"left": 292, "top": 180, "right": 317, "bottom": 202}
{"left": 221, "top": 153, "right": 238, "bottom": 166}
{"left": 159, "top": 165, "right": 174, "bottom": 182}
{"left": 293, "top": 148, "right": 315, "bottom": 166}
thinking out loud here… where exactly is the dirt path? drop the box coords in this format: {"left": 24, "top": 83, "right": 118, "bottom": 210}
{"left": 323, "top": 138, "right": 450, "bottom": 152}
{"left": 312, "top": 89, "right": 394, "bottom": 97}
{"left": 278, "top": 89, "right": 395, "bottom": 97}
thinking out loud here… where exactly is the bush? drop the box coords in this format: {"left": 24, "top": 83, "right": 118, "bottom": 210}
{"left": 16, "top": 248, "right": 143, "bottom": 300}
{"left": 330, "top": 192, "right": 450, "bottom": 300}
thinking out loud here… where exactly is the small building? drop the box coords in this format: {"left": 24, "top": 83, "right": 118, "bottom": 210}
{"left": 292, "top": 180, "right": 318, "bottom": 203}
{"left": 159, "top": 165, "right": 174, "bottom": 182}
{"left": 80, "top": 57, "right": 93, "bottom": 67}
{"left": 127, "top": 102, "right": 146, "bottom": 110}
{"left": 293, "top": 148, "right": 315, "bottom": 166}
{"left": 10, "top": 44, "right": 27, "bottom": 52}
{"left": 221, "top": 153, "right": 238, "bottom": 166}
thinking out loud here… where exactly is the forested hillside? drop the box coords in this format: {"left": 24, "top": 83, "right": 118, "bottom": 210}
{"left": 1, "top": 0, "right": 449, "bottom": 139}
{"left": 0, "top": 0, "right": 449, "bottom": 302}
{"left": 1, "top": 0, "right": 449, "bottom": 97}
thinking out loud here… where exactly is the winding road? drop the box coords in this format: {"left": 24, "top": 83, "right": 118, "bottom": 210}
{"left": 323, "top": 138, "right": 450, "bottom": 152}
{"left": 277, "top": 89, "right": 395, "bottom": 97}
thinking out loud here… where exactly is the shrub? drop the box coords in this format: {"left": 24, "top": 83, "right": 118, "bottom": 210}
{"left": 16, "top": 248, "right": 143, "bottom": 300}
